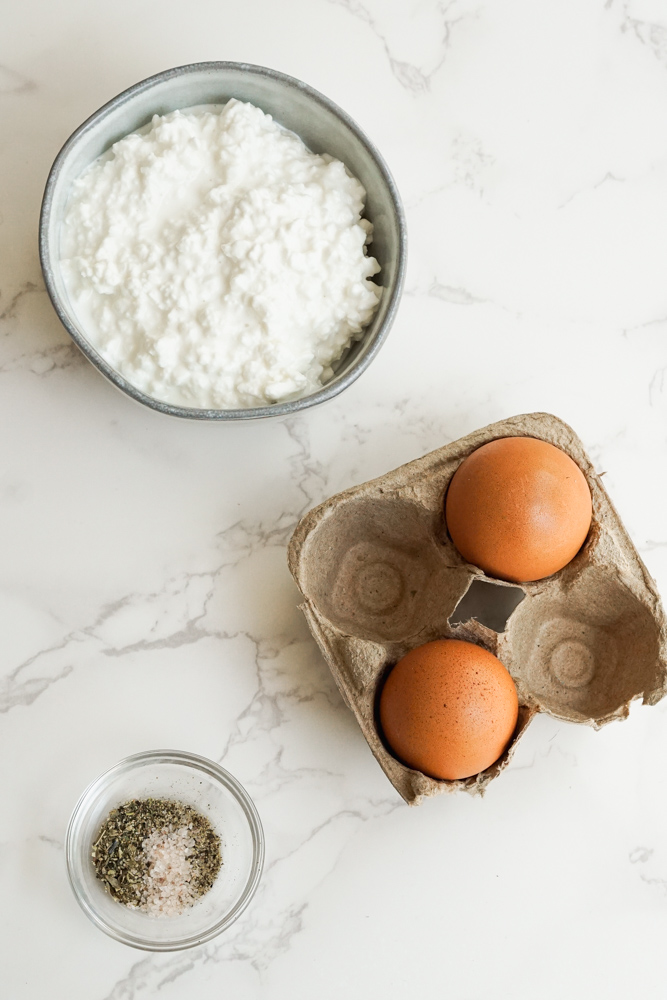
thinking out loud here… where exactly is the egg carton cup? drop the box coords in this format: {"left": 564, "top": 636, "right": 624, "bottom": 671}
{"left": 288, "top": 412, "right": 667, "bottom": 804}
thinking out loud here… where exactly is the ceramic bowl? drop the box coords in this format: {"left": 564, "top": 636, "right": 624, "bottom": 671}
{"left": 39, "top": 61, "right": 406, "bottom": 420}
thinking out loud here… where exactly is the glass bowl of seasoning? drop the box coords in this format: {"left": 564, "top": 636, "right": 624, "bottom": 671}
{"left": 65, "top": 750, "right": 264, "bottom": 951}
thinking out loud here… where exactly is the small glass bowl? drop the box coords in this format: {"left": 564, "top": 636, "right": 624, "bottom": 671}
{"left": 65, "top": 750, "right": 264, "bottom": 951}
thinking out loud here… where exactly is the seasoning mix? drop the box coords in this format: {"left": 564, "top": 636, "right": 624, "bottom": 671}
{"left": 91, "top": 798, "right": 222, "bottom": 917}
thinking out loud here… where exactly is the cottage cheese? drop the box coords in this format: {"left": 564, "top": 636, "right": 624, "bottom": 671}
{"left": 60, "top": 100, "right": 382, "bottom": 409}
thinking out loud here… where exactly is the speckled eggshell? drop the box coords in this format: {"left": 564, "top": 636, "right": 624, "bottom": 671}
{"left": 445, "top": 436, "right": 593, "bottom": 583}
{"left": 379, "top": 638, "right": 519, "bottom": 781}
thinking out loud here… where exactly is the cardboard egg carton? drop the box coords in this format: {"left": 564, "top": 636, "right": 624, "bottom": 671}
{"left": 288, "top": 413, "right": 667, "bottom": 804}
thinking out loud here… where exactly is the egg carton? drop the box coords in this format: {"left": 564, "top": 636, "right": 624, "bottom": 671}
{"left": 287, "top": 412, "right": 667, "bottom": 804}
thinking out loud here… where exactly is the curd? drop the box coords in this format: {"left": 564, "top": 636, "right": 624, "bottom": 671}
{"left": 60, "top": 100, "right": 382, "bottom": 409}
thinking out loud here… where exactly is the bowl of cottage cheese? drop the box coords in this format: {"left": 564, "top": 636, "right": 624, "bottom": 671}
{"left": 39, "top": 62, "right": 406, "bottom": 419}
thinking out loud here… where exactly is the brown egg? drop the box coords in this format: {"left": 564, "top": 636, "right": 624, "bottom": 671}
{"left": 445, "top": 436, "right": 592, "bottom": 583}
{"left": 379, "top": 639, "right": 519, "bottom": 781}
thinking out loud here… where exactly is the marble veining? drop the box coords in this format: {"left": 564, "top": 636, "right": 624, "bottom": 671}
{"left": 0, "top": 63, "right": 35, "bottom": 95}
{"left": 4, "top": 1, "right": 667, "bottom": 998}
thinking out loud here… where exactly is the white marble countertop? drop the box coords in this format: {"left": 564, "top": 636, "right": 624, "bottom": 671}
{"left": 4, "top": 1, "right": 667, "bottom": 997}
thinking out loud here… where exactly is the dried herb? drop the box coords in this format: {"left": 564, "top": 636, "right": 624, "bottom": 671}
{"left": 91, "top": 798, "right": 221, "bottom": 913}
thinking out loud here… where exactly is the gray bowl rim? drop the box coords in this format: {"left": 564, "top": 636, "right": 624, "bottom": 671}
{"left": 65, "top": 748, "right": 265, "bottom": 951}
{"left": 39, "top": 60, "right": 407, "bottom": 421}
